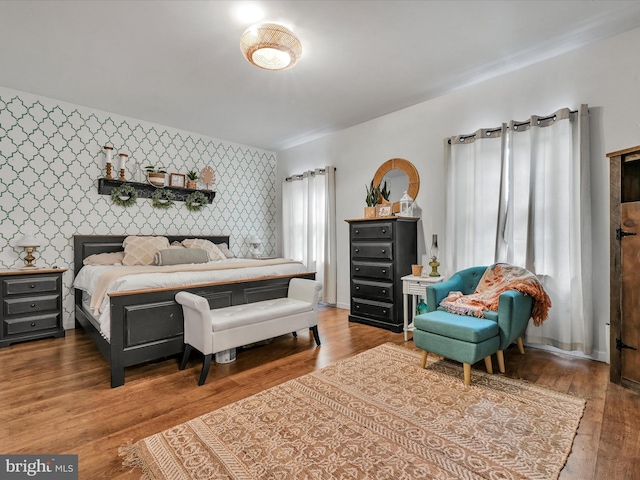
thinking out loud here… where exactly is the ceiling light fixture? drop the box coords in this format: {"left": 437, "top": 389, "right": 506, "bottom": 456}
{"left": 240, "top": 23, "right": 302, "bottom": 71}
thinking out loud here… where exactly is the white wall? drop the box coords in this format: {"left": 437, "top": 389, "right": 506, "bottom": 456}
{"left": 277, "top": 26, "right": 640, "bottom": 362}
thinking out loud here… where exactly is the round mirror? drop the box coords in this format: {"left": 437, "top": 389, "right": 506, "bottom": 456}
{"left": 373, "top": 158, "right": 420, "bottom": 214}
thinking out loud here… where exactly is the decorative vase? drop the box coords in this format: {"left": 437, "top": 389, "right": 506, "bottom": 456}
{"left": 186, "top": 180, "right": 197, "bottom": 189}
{"left": 147, "top": 172, "right": 165, "bottom": 186}
{"left": 411, "top": 264, "right": 423, "bottom": 276}
{"left": 364, "top": 206, "right": 376, "bottom": 218}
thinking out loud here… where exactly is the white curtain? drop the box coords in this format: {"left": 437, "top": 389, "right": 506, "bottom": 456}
{"left": 444, "top": 105, "right": 593, "bottom": 354}
{"left": 282, "top": 167, "right": 337, "bottom": 304}
{"left": 507, "top": 105, "right": 593, "bottom": 353}
{"left": 444, "top": 125, "right": 507, "bottom": 274}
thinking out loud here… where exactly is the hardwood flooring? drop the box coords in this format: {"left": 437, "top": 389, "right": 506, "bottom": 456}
{"left": 1, "top": 306, "right": 639, "bottom": 479}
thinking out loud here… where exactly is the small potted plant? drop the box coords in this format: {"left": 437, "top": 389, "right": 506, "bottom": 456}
{"left": 186, "top": 170, "right": 198, "bottom": 189}
{"left": 364, "top": 180, "right": 380, "bottom": 218}
{"left": 145, "top": 165, "right": 167, "bottom": 186}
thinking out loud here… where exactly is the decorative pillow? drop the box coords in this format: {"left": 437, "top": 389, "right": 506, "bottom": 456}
{"left": 215, "top": 243, "right": 235, "bottom": 259}
{"left": 154, "top": 248, "right": 209, "bottom": 266}
{"left": 182, "top": 238, "right": 225, "bottom": 261}
{"left": 122, "top": 236, "right": 170, "bottom": 266}
{"left": 83, "top": 251, "right": 125, "bottom": 266}
{"left": 170, "top": 241, "right": 185, "bottom": 248}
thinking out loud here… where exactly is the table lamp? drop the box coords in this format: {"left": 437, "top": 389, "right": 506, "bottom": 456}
{"left": 15, "top": 234, "right": 42, "bottom": 268}
{"left": 247, "top": 235, "right": 262, "bottom": 258}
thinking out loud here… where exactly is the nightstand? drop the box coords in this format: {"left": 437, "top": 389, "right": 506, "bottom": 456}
{"left": 0, "top": 268, "right": 67, "bottom": 347}
{"left": 401, "top": 274, "right": 444, "bottom": 341}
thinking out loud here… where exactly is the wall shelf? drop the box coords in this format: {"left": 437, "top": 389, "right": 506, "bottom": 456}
{"left": 97, "top": 178, "right": 216, "bottom": 204}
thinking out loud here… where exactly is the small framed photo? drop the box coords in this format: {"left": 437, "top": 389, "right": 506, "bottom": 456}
{"left": 169, "top": 173, "right": 186, "bottom": 188}
{"left": 377, "top": 204, "right": 392, "bottom": 217}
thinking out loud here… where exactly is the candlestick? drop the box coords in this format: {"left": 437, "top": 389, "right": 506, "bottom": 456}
{"left": 104, "top": 145, "right": 114, "bottom": 179}
{"left": 118, "top": 153, "right": 129, "bottom": 181}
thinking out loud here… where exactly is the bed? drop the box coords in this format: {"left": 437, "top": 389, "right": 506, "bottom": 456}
{"left": 73, "top": 235, "right": 314, "bottom": 387}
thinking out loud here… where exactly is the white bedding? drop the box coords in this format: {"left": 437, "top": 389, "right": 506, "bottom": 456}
{"left": 73, "top": 258, "right": 308, "bottom": 340}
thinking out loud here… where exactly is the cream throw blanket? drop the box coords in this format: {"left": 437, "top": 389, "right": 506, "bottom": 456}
{"left": 439, "top": 263, "right": 552, "bottom": 326}
{"left": 89, "top": 258, "right": 299, "bottom": 313}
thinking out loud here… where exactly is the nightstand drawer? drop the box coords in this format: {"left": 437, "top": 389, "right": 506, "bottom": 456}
{"left": 352, "top": 279, "right": 393, "bottom": 301}
{"left": 4, "top": 294, "right": 60, "bottom": 316}
{"left": 4, "top": 313, "right": 60, "bottom": 335}
{"left": 352, "top": 298, "right": 394, "bottom": 322}
{"left": 352, "top": 261, "right": 393, "bottom": 280}
{"left": 3, "top": 276, "right": 59, "bottom": 296}
{"left": 351, "top": 243, "right": 393, "bottom": 260}
{"left": 351, "top": 222, "right": 393, "bottom": 240}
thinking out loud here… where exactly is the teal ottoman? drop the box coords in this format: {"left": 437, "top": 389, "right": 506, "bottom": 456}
{"left": 413, "top": 310, "right": 500, "bottom": 385}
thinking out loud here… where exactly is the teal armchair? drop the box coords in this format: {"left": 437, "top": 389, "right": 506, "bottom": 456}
{"left": 414, "top": 265, "right": 533, "bottom": 384}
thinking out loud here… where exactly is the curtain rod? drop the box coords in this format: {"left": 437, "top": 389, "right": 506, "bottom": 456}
{"left": 285, "top": 167, "right": 335, "bottom": 182}
{"left": 448, "top": 109, "right": 580, "bottom": 144}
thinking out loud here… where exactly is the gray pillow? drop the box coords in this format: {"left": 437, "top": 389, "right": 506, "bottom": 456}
{"left": 154, "top": 247, "right": 210, "bottom": 266}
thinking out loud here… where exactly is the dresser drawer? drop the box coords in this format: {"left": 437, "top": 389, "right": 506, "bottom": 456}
{"left": 351, "top": 222, "right": 393, "bottom": 240}
{"left": 351, "top": 298, "right": 394, "bottom": 322}
{"left": 352, "top": 279, "right": 393, "bottom": 301}
{"left": 4, "top": 313, "right": 60, "bottom": 336}
{"left": 4, "top": 294, "right": 60, "bottom": 317}
{"left": 3, "top": 276, "right": 59, "bottom": 296}
{"left": 351, "top": 243, "right": 393, "bottom": 260}
{"left": 352, "top": 261, "right": 393, "bottom": 280}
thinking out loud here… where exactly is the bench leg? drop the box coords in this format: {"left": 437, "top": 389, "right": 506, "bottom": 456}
{"left": 516, "top": 336, "right": 525, "bottom": 354}
{"left": 420, "top": 350, "right": 428, "bottom": 369}
{"left": 179, "top": 344, "right": 193, "bottom": 371}
{"left": 198, "top": 354, "right": 212, "bottom": 386}
{"left": 484, "top": 356, "right": 493, "bottom": 374}
{"left": 311, "top": 325, "right": 321, "bottom": 346}
{"left": 292, "top": 331, "right": 298, "bottom": 338}
{"left": 496, "top": 350, "right": 506, "bottom": 373}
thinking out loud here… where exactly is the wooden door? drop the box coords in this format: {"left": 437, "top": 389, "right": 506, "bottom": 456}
{"left": 620, "top": 202, "right": 640, "bottom": 385}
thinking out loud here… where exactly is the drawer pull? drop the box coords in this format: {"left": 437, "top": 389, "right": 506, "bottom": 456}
{"left": 381, "top": 229, "right": 386, "bottom": 234}
{"left": 355, "top": 267, "right": 360, "bottom": 271}
{"left": 382, "top": 309, "right": 387, "bottom": 314}
{"left": 356, "top": 305, "right": 360, "bottom": 310}
{"left": 381, "top": 289, "right": 386, "bottom": 294}
{"left": 381, "top": 269, "right": 386, "bottom": 274}
{"left": 30, "top": 284, "right": 36, "bottom": 289}
{"left": 31, "top": 303, "right": 36, "bottom": 308}
{"left": 31, "top": 322, "right": 36, "bottom": 327}
{"left": 355, "top": 229, "right": 359, "bottom": 234}
{"left": 355, "top": 248, "right": 359, "bottom": 253}
{"left": 381, "top": 249, "right": 386, "bottom": 254}
{"left": 355, "top": 286, "right": 360, "bottom": 290}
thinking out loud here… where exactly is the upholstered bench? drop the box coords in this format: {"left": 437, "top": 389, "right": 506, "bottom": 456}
{"left": 175, "top": 278, "right": 322, "bottom": 385}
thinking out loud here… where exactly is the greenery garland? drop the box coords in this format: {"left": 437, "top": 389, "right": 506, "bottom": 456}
{"left": 185, "top": 191, "right": 208, "bottom": 212}
{"left": 111, "top": 183, "right": 137, "bottom": 207}
{"left": 151, "top": 188, "right": 175, "bottom": 209}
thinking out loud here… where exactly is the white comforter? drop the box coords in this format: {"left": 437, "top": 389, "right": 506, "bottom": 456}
{"left": 73, "top": 258, "right": 309, "bottom": 340}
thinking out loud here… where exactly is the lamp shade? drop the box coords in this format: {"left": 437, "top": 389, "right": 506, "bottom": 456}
{"left": 246, "top": 235, "right": 261, "bottom": 245}
{"left": 240, "top": 23, "right": 302, "bottom": 70}
{"left": 15, "top": 234, "right": 41, "bottom": 248}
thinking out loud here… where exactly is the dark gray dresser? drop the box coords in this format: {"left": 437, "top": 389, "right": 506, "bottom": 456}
{"left": 346, "top": 217, "right": 418, "bottom": 332}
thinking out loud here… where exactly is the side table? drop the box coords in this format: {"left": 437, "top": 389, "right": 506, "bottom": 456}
{"left": 401, "top": 274, "right": 444, "bottom": 341}
{"left": 0, "top": 267, "right": 67, "bottom": 347}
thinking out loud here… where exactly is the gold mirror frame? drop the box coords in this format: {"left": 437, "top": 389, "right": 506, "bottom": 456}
{"left": 373, "top": 158, "right": 420, "bottom": 214}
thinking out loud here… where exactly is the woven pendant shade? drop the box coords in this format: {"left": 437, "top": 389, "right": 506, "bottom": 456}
{"left": 240, "top": 23, "right": 302, "bottom": 71}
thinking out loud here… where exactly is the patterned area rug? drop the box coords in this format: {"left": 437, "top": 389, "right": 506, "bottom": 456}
{"left": 120, "top": 343, "right": 586, "bottom": 479}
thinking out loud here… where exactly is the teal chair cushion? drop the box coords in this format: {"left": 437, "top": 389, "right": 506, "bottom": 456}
{"left": 414, "top": 310, "right": 499, "bottom": 343}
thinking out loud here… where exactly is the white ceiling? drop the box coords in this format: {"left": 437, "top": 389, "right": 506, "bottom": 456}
{"left": 1, "top": 1, "right": 640, "bottom": 152}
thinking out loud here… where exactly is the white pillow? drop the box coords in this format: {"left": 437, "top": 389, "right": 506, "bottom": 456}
{"left": 182, "top": 238, "right": 225, "bottom": 261}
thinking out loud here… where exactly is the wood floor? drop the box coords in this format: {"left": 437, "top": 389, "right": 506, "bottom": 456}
{"left": 1, "top": 306, "right": 639, "bottom": 479}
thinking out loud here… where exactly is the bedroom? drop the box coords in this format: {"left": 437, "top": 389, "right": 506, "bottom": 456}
{"left": 1, "top": 1, "right": 640, "bottom": 478}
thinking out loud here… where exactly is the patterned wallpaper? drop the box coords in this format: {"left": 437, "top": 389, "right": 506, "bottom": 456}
{"left": 0, "top": 87, "right": 277, "bottom": 328}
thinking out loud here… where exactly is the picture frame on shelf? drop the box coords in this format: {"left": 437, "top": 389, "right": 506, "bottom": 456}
{"left": 169, "top": 173, "right": 186, "bottom": 188}
{"left": 377, "top": 204, "right": 392, "bottom": 217}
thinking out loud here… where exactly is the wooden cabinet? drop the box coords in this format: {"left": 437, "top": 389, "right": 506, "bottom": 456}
{"left": 608, "top": 145, "right": 640, "bottom": 392}
{"left": 346, "top": 217, "right": 418, "bottom": 333}
{"left": 0, "top": 268, "right": 66, "bottom": 347}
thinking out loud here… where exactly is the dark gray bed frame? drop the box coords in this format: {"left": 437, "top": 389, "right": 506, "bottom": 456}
{"left": 73, "top": 235, "right": 314, "bottom": 388}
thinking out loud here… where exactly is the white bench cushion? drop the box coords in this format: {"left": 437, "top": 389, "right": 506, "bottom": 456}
{"left": 210, "top": 298, "right": 312, "bottom": 332}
